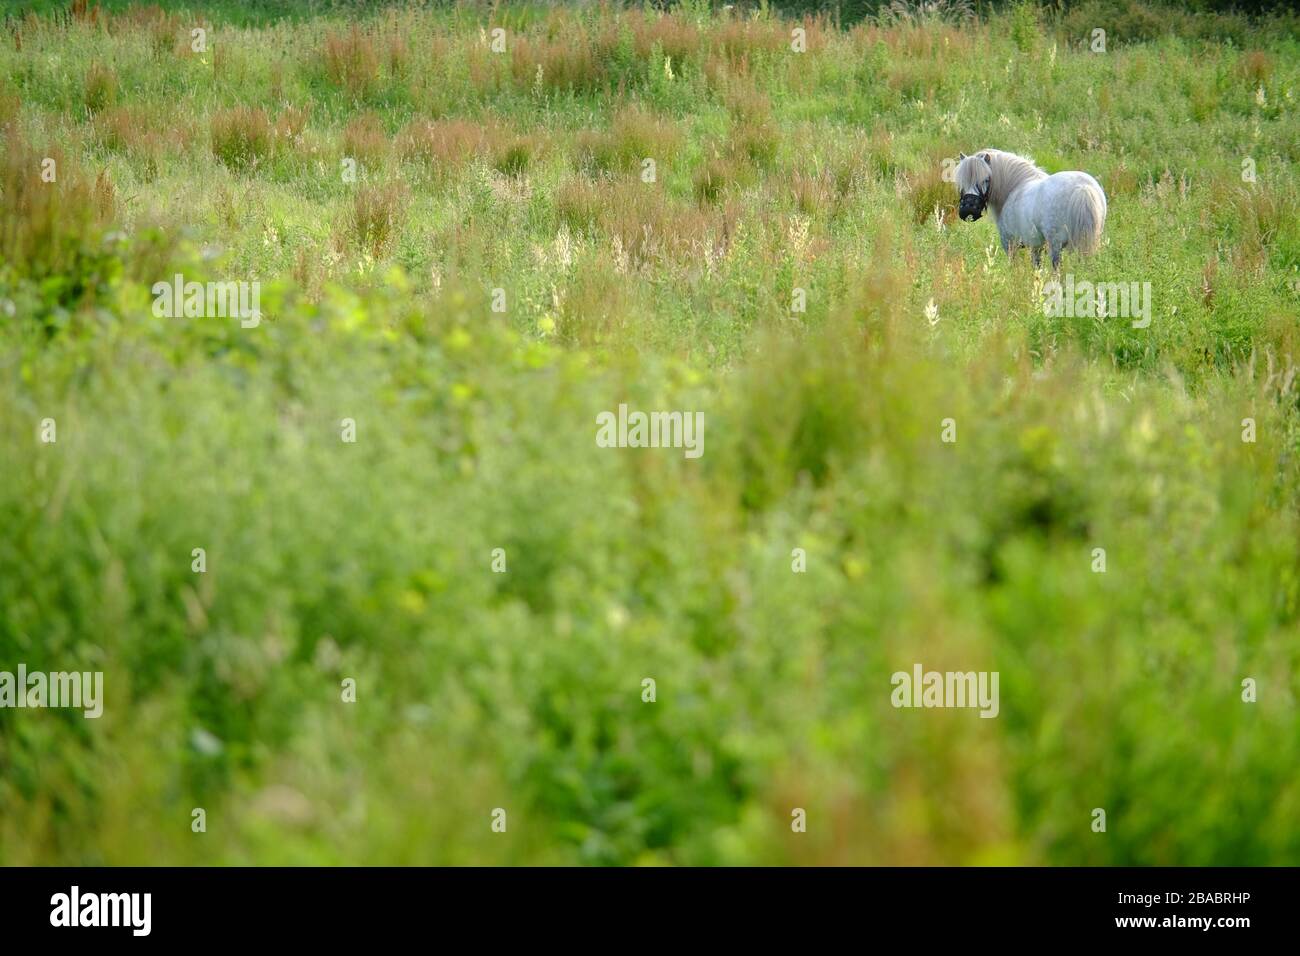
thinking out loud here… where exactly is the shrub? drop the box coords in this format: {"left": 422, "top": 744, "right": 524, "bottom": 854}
{"left": 1007, "top": 0, "right": 1040, "bottom": 53}
{"left": 789, "top": 169, "right": 835, "bottom": 217}
{"left": 509, "top": 25, "right": 620, "bottom": 93}
{"left": 322, "top": 25, "right": 380, "bottom": 99}
{"left": 630, "top": 10, "right": 703, "bottom": 64}
{"left": 385, "top": 33, "right": 410, "bottom": 80}
{"left": 555, "top": 177, "right": 604, "bottom": 234}
{"left": 1237, "top": 51, "right": 1275, "bottom": 86}
{"left": 276, "top": 104, "right": 310, "bottom": 140}
{"left": 109, "top": 4, "right": 184, "bottom": 56}
{"left": 731, "top": 116, "right": 780, "bottom": 169}
{"left": 694, "top": 153, "right": 754, "bottom": 205}
{"left": 210, "top": 106, "right": 273, "bottom": 171}
{"left": 492, "top": 134, "right": 541, "bottom": 178}
{"left": 93, "top": 105, "right": 145, "bottom": 153}
{"left": 575, "top": 106, "right": 682, "bottom": 175}
{"left": 712, "top": 14, "right": 788, "bottom": 64}
{"left": 399, "top": 118, "right": 489, "bottom": 170}
{"left": 342, "top": 112, "right": 389, "bottom": 171}
{"left": 346, "top": 180, "right": 408, "bottom": 258}
{"left": 0, "top": 132, "right": 118, "bottom": 320}
{"left": 905, "top": 163, "right": 956, "bottom": 225}
{"left": 83, "top": 62, "right": 119, "bottom": 115}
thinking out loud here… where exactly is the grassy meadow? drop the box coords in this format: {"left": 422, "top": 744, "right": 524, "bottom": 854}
{"left": 1, "top": 0, "right": 1299, "bottom": 865}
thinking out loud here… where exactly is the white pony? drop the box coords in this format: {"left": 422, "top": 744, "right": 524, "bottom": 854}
{"left": 955, "top": 149, "right": 1106, "bottom": 269}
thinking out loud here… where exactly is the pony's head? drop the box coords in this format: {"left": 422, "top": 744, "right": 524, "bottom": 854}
{"left": 955, "top": 151, "right": 992, "bottom": 221}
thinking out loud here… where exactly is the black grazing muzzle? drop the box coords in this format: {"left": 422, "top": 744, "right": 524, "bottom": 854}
{"left": 959, "top": 183, "right": 989, "bottom": 222}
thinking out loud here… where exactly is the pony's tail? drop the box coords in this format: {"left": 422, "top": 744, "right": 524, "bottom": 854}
{"left": 1065, "top": 181, "right": 1107, "bottom": 255}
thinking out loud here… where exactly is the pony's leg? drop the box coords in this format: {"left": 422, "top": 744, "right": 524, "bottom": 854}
{"left": 1031, "top": 246, "right": 1042, "bottom": 269}
{"left": 1049, "top": 243, "right": 1063, "bottom": 271}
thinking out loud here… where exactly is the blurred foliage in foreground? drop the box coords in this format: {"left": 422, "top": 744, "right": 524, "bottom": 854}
{"left": 4, "top": 270, "right": 1298, "bottom": 864}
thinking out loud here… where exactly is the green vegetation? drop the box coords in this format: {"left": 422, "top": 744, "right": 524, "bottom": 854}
{"left": 1, "top": 1, "right": 1298, "bottom": 865}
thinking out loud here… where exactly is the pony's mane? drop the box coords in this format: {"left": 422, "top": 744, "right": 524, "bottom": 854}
{"left": 986, "top": 149, "right": 1047, "bottom": 206}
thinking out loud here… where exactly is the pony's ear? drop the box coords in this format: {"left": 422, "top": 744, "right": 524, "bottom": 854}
{"left": 979, "top": 152, "right": 990, "bottom": 164}
{"left": 958, "top": 151, "right": 966, "bottom": 159}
